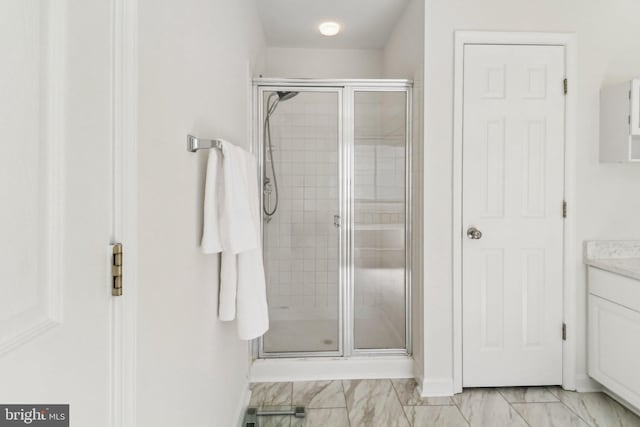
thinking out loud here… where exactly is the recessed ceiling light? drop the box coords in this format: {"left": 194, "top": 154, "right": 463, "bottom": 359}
{"left": 319, "top": 22, "right": 341, "bottom": 37}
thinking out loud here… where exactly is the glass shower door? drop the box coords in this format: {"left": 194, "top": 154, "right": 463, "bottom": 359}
{"left": 352, "top": 90, "right": 408, "bottom": 351}
{"left": 260, "top": 88, "right": 343, "bottom": 356}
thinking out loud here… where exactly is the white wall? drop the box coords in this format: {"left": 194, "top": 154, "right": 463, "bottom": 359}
{"left": 383, "top": 0, "right": 424, "bottom": 80}
{"left": 423, "top": 0, "right": 640, "bottom": 393}
{"left": 382, "top": 0, "right": 425, "bottom": 385}
{"left": 137, "top": 0, "right": 264, "bottom": 426}
{"left": 265, "top": 47, "right": 383, "bottom": 78}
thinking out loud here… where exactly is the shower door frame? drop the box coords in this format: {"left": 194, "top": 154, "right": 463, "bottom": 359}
{"left": 253, "top": 78, "right": 413, "bottom": 359}
{"left": 347, "top": 84, "right": 412, "bottom": 357}
{"left": 255, "top": 84, "right": 346, "bottom": 359}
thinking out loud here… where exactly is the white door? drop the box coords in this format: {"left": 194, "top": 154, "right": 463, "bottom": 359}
{"left": 462, "top": 44, "right": 565, "bottom": 387}
{"left": 0, "top": 1, "right": 115, "bottom": 424}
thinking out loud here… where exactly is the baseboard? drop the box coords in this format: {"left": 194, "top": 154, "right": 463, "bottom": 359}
{"left": 418, "top": 377, "right": 455, "bottom": 397}
{"left": 575, "top": 374, "right": 603, "bottom": 392}
{"left": 250, "top": 356, "right": 413, "bottom": 383}
{"left": 235, "top": 381, "right": 252, "bottom": 427}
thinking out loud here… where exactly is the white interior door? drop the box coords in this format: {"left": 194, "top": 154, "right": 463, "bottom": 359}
{"left": 0, "top": 0, "right": 114, "bottom": 424}
{"left": 462, "top": 44, "right": 565, "bottom": 387}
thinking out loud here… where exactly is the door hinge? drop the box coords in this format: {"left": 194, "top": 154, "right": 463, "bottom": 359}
{"left": 562, "top": 323, "right": 567, "bottom": 341}
{"left": 562, "top": 201, "right": 567, "bottom": 218}
{"left": 563, "top": 78, "right": 568, "bottom": 95}
{"left": 112, "top": 243, "right": 123, "bottom": 296}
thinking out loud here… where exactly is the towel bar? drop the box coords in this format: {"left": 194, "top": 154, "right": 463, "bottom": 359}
{"left": 187, "top": 135, "right": 225, "bottom": 152}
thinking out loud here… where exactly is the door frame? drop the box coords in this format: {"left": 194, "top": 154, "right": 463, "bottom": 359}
{"left": 452, "top": 31, "right": 577, "bottom": 393}
{"left": 110, "top": 0, "right": 138, "bottom": 425}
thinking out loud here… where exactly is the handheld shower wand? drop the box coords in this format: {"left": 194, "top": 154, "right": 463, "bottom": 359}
{"left": 263, "top": 91, "right": 298, "bottom": 218}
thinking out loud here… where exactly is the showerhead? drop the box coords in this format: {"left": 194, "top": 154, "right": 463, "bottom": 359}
{"left": 277, "top": 91, "right": 299, "bottom": 101}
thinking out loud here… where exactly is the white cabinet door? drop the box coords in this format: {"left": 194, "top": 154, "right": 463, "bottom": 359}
{"left": 589, "top": 294, "right": 640, "bottom": 410}
{"left": 462, "top": 44, "right": 565, "bottom": 386}
{"left": 0, "top": 1, "right": 114, "bottom": 424}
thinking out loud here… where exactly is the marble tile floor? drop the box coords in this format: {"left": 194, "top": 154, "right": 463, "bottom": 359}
{"left": 248, "top": 380, "right": 640, "bottom": 427}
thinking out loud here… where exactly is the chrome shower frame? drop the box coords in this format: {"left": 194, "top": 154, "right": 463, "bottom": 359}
{"left": 252, "top": 78, "right": 413, "bottom": 360}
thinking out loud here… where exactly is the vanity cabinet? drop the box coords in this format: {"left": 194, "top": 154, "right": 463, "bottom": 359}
{"left": 588, "top": 267, "right": 640, "bottom": 410}
{"left": 600, "top": 79, "right": 640, "bottom": 162}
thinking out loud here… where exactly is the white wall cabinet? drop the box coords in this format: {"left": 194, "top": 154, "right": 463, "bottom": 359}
{"left": 588, "top": 267, "right": 640, "bottom": 411}
{"left": 600, "top": 79, "right": 640, "bottom": 162}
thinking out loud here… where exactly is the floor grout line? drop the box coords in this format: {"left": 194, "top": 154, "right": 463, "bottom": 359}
{"left": 340, "top": 379, "right": 353, "bottom": 427}
{"left": 451, "top": 389, "right": 474, "bottom": 426}
{"left": 390, "top": 378, "right": 412, "bottom": 426}
{"left": 453, "top": 404, "right": 472, "bottom": 427}
{"left": 491, "top": 388, "right": 532, "bottom": 427}
{"left": 546, "top": 386, "right": 595, "bottom": 427}
{"left": 554, "top": 401, "right": 593, "bottom": 427}
{"left": 505, "top": 400, "right": 532, "bottom": 427}
{"left": 440, "top": 392, "right": 471, "bottom": 427}
{"left": 555, "top": 397, "right": 595, "bottom": 426}
{"left": 546, "top": 386, "right": 561, "bottom": 399}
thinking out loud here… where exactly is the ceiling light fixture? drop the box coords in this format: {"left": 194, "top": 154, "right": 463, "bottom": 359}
{"left": 319, "top": 21, "right": 341, "bottom": 37}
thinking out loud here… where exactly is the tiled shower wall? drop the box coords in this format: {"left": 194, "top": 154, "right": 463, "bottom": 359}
{"left": 263, "top": 92, "right": 340, "bottom": 320}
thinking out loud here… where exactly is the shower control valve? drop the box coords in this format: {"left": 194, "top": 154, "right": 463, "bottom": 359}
{"left": 334, "top": 215, "right": 341, "bottom": 228}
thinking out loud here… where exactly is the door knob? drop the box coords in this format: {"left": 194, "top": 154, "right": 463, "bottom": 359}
{"left": 467, "top": 227, "right": 483, "bottom": 240}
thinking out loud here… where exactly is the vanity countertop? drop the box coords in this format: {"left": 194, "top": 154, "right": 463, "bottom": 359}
{"left": 584, "top": 240, "right": 640, "bottom": 281}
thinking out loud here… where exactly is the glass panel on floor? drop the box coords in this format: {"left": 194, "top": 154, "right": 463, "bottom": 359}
{"left": 261, "top": 90, "right": 341, "bottom": 354}
{"left": 244, "top": 406, "right": 307, "bottom": 427}
{"left": 353, "top": 90, "right": 407, "bottom": 350}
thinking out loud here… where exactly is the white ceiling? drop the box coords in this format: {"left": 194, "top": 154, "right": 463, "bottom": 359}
{"left": 256, "top": 0, "right": 410, "bottom": 49}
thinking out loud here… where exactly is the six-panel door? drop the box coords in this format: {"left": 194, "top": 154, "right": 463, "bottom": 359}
{"left": 462, "top": 44, "right": 565, "bottom": 386}
{"left": 0, "top": 1, "right": 114, "bottom": 424}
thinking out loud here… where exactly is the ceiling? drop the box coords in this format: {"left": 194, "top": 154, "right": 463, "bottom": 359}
{"left": 256, "top": 0, "right": 410, "bottom": 49}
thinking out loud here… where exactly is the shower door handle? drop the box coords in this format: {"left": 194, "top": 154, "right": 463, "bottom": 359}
{"left": 333, "top": 215, "right": 341, "bottom": 228}
{"left": 264, "top": 191, "right": 270, "bottom": 212}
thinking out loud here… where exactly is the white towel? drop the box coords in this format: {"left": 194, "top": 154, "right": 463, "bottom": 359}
{"left": 218, "top": 251, "right": 237, "bottom": 321}
{"left": 201, "top": 148, "right": 223, "bottom": 254}
{"left": 236, "top": 248, "right": 269, "bottom": 339}
{"left": 220, "top": 142, "right": 260, "bottom": 254}
{"left": 234, "top": 145, "right": 269, "bottom": 339}
{"left": 201, "top": 141, "right": 269, "bottom": 340}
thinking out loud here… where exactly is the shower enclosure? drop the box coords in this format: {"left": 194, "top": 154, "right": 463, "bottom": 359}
{"left": 254, "top": 79, "right": 412, "bottom": 358}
